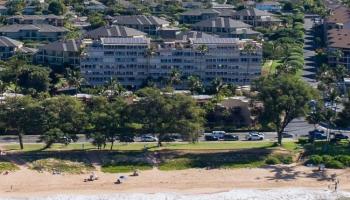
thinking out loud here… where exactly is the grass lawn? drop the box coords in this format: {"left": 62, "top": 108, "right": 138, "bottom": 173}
{"left": 262, "top": 60, "right": 281, "bottom": 76}
{"left": 282, "top": 141, "right": 302, "bottom": 153}
{"left": 262, "top": 60, "right": 303, "bottom": 79}
{"left": 2, "top": 141, "right": 301, "bottom": 171}
{"left": 3, "top": 141, "right": 274, "bottom": 152}
{"left": 162, "top": 141, "right": 274, "bottom": 150}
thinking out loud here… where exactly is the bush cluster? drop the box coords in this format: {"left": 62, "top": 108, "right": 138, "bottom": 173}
{"left": 306, "top": 155, "right": 350, "bottom": 169}
{"left": 265, "top": 154, "right": 293, "bottom": 165}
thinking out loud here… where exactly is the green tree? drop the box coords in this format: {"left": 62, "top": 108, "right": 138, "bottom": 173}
{"left": 254, "top": 75, "right": 316, "bottom": 145}
{"left": 0, "top": 96, "right": 42, "bottom": 149}
{"left": 6, "top": 0, "right": 25, "bottom": 15}
{"left": 131, "top": 87, "right": 204, "bottom": 146}
{"left": 87, "top": 96, "right": 127, "bottom": 150}
{"left": 48, "top": 0, "right": 67, "bottom": 15}
{"left": 40, "top": 96, "right": 85, "bottom": 148}
{"left": 336, "top": 101, "right": 350, "bottom": 128}
{"left": 88, "top": 13, "right": 106, "bottom": 29}
{"left": 17, "top": 65, "right": 51, "bottom": 95}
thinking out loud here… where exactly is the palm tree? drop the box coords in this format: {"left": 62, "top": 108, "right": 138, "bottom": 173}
{"left": 65, "top": 68, "right": 84, "bottom": 95}
{"left": 211, "top": 77, "right": 225, "bottom": 94}
{"left": 104, "top": 77, "right": 125, "bottom": 98}
{"left": 242, "top": 42, "right": 257, "bottom": 85}
{"left": 187, "top": 75, "right": 203, "bottom": 94}
{"left": 167, "top": 69, "right": 181, "bottom": 88}
{"left": 145, "top": 46, "right": 157, "bottom": 74}
{"left": 196, "top": 44, "right": 208, "bottom": 77}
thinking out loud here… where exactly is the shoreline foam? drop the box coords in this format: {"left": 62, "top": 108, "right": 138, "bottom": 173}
{"left": 1, "top": 189, "right": 350, "bottom": 200}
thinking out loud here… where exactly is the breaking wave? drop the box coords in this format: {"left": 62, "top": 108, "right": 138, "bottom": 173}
{"left": 1, "top": 189, "right": 350, "bottom": 200}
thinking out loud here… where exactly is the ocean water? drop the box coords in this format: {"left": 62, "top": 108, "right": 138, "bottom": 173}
{"left": 1, "top": 189, "right": 350, "bottom": 200}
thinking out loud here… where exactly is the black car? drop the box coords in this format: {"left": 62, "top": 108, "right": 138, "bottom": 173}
{"left": 222, "top": 134, "right": 239, "bottom": 141}
{"left": 309, "top": 130, "right": 327, "bottom": 140}
{"left": 334, "top": 133, "right": 349, "bottom": 140}
{"left": 282, "top": 132, "right": 294, "bottom": 138}
{"left": 119, "top": 135, "right": 135, "bottom": 143}
{"left": 162, "top": 135, "right": 176, "bottom": 142}
{"left": 205, "top": 135, "right": 219, "bottom": 141}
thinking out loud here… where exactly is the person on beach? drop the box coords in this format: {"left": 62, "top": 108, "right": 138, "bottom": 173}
{"left": 334, "top": 179, "right": 339, "bottom": 192}
{"left": 131, "top": 170, "right": 139, "bottom": 176}
{"left": 115, "top": 179, "right": 121, "bottom": 184}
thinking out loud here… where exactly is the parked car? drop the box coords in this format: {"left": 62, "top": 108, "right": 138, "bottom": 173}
{"left": 140, "top": 135, "right": 158, "bottom": 142}
{"left": 309, "top": 130, "right": 327, "bottom": 140}
{"left": 246, "top": 132, "right": 264, "bottom": 141}
{"left": 333, "top": 133, "right": 349, "bottom": 140}
{"left": 221, "top": 134, "right": 239, "bottom": 141}
{"left": 212, "top": 131, "right": 226, "bottom": 139}
{"left": 205, "top": 135, "right": 219, "bottom": 141}
{"left": 162, "top": 135, "right": 176, "bottom": 142}
{"left": 119, "top": 135, "right": 135, "bottom": 143}
{"left": 281, "top": 132, "right": 294, "bottom": 138}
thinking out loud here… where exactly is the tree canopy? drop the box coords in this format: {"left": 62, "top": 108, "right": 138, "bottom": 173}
{"left": 254, "top": 75, "right": 317, "bottom": 145}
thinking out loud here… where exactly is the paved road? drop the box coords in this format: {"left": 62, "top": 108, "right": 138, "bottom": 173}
{"left": 0, "top": 132, "right": 280, "bottom": 144}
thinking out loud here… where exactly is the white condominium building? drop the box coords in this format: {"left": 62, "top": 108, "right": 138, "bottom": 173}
{"left": 80, "top": 36, "right": 262, "bottom": 88}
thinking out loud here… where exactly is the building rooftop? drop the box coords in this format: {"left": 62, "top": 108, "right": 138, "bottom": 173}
{"left": 175, "top": 31, "right": 216, "bottom": 41}
{"left": 234, "top": 7, "right": 274, "bottom": 16}
{"left": 180, "top": 8, "right": 235, "bottom": 17}
{"left": 113, "top": 15, "right": 170, "bottom": 26}
{"left": 327, "top": 28, "right": 350, "bottom": 49}
{"left": 256, "top": 1, "right": 281, "bottom": 6}
{"left": 0, "top": 36, "right": 22, "bottom": 47}
{"left": 85, "top": 25, "right": 146, "bottom": 39}
{"left": 191, "top": 37, "right": 240, "bottom": 44}
{"left": 100, "top": 37, "right": 150, "bottom": 45}
{"left": 7, "top": 14, "right": 64, "bottom": 20}
{"left": 39, "top": 39, "right": 82, "bottom": 52}
{"left": 0, "top": 24, "right": 68, "bottom": 33}
{"left": 325, "top": 6, "right": 350, "bottom": 24}
{"left": 193, "top": 17, "right": 251, "bottom": 28}
{"left": 181, "top": 9, "right": 220, "bottom": 16}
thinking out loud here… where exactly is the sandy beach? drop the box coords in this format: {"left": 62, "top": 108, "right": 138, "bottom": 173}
{"left": 1, "top": 165, "right": 350, "bottom": 198}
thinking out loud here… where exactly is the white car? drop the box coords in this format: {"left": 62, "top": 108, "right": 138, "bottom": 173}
{"left": 140, "top": 135, "right": 158, "bottom": 142}
{"left": 246, "top": 132, "right": 264, "bottom": 141}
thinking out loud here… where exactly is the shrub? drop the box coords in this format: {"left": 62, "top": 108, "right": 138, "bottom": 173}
{"left": 265, "top": 157, "right": 280, "bottom": 165}
{"left": 334, "top": 155, "right": 350, "bottom": 167}
{"left": 322, "top": 155, "right": 333, "bottom": 163}
{"left": 298, "top": 137, "right": 309, "bottom": 145}
{"left": 277, "top": 155, "right": 293, "bottom": 164}
{"left": 307, "top": 155, "right": 323, "bottom": 165}
{"left": 325, "top": 160, "right": 344, "bottom": 169}
{"left": 102, "top": 162, "right": 153, "bottom": 173}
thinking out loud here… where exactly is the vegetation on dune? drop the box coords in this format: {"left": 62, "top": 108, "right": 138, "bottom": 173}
{"left": 29, "top": 158, "right": 95, "bottom": 174}
{"left": 0, "top": 161, "right": 19, "bottom": 172}
{"left": 303, "top": 141, "right": 350, "bottom": 169}
{"left": 102, "top": 162, "right": 153, "bottom": 173}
